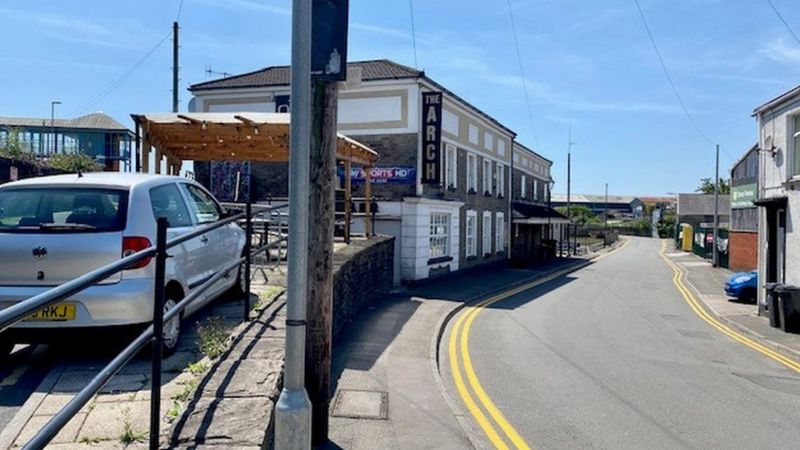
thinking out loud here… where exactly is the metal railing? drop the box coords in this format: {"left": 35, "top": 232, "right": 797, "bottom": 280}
{"left": 0, "top": 200, "right": 288, "bottom": 450}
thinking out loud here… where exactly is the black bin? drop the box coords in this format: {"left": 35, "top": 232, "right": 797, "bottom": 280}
{"left": 774, "top": 285, "right": 800, "bottom": 333}
{"left": 765, "top": 283, "right": 781, "bottom": 328}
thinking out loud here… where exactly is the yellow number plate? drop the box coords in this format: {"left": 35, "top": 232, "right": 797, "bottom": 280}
{"left": 26, "top": 303, "right": 76, "bottom": 322}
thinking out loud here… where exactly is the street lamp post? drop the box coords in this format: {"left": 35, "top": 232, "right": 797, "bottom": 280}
{"left": 548, "top": 177, "right": 555, "bottom": 258}
{"left": 50, "top": 101, "right": 61, "bottom": 155}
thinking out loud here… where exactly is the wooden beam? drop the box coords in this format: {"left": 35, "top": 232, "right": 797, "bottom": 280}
{"left": 141, "top": 131, "right": 150, "bottom": 173}
{"left": 344, "top": 160, "right": 351, "bottom": 244}
{"left": 364, "top": 166, "right": 372, "bottom": 238}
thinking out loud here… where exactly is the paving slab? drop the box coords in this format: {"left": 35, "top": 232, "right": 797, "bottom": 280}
{"left": 170, "top": 397, "right": 273, "bottom": 447}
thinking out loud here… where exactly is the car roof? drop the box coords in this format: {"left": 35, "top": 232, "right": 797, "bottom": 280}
{"left": 0, "top": 173, "right": 187, "bottom": 190}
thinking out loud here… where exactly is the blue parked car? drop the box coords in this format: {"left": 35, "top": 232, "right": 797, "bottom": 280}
{"left": 725, "top": 270, "right": 758, "bottom": 303}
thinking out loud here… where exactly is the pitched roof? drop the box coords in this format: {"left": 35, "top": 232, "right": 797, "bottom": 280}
{"left": 189, "top": 59, "right": 422, "bottom": 91}
{"left": 677, "top": 193, "right": 730, "bottom": 216}
{"left": 0, "top": 112, "right": 129, "bottom": 132}
{"left": 753, "top": 84, "right": 800, "bottom": 115}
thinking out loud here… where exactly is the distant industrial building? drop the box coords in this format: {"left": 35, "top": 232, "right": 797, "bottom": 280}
{"left": 551, "top": 194, "right": 644, "bottom": 219}
{"left": 0, "top": 113, "right": 133, "bottom": 171}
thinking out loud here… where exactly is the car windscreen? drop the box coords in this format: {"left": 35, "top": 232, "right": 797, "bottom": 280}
{"left": 0, "top": 187, "right": 128, "bottom": 233}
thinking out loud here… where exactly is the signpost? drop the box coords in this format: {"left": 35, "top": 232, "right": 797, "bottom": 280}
{"left": 421, "top": 91, "right": 443, "bottom": 185}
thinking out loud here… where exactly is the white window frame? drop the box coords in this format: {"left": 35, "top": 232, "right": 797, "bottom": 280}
{"left": 496, "top": 164, "right": 505, "bottom": 197}
{"left": 429, "top": 213, "right": 450, "bottom": 259}
{"left": 793, "top": 115, "right": 800, "bottom": 178}
{"left": 483, "top": 159, "right": 492, "bottom": 194}
{"left": 467, "top": 153, "right": 477, "bottom": 192}
{"left": 445, "top": 143, "right": 457, "bottom": 189}
{"left": 495, "top": 212, "right": 505, "bottom": 253}
{"left": 482, "top": 211, "right": 492, "bottom": 256}
{"left": 466, "top": 210, "right": 477, "bottom": 257}
{"left": 484, "top": 132, "right": 494, "bottom": 150}
{"left": 533, "top": 178, "right": 539, "bottom": 201}
{"left": 521, "top": 174, "right": 527, "bottom": 198}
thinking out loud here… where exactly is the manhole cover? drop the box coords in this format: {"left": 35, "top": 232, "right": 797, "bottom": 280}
{"left": 331, "top": 389, "right": 388, "bottom": 420}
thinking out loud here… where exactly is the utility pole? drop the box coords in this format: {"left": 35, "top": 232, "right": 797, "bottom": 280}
{"left": 604, "top": 182, "right": 609, "bottom": 228}
{"left": 567, "top": 126, "right": 573, "bottom": 255}
{"left": 50, "top": 100, "right": 61, "bottom": 155}
{"left": 713, "top": 143, "right": 720, "bottom": 267}
{"left": 275, "top": 0, "right": 313, "bottom": 447}
{"left": 172, "top": 21, "right": 179, "bottom": 113}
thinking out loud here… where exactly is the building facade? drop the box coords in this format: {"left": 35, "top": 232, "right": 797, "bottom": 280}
{"left": 0, "top": 113, "right": 133, "bottom": 171}
{"left": 730, "top": 144, "right": 759, "bottom": 272}
{"left": 753, "top": 85, "right": 800, "bottom": 313}
{"left": 188, "top": 60, "right": 523, "bottom": 283}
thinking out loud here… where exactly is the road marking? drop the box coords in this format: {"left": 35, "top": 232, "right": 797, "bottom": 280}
{"left": 659, "top": 241, "right": 800, "bottom": 374}
{"left": 449, "top": 239, "right": 630, "bottom": 449}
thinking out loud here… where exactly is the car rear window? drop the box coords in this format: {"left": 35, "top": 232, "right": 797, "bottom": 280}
{"left": 0, "top": 187, "right": 128, "bottom": 233}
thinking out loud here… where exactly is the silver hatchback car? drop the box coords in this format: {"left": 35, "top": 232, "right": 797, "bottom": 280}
{"left": 0, "top": 173, "right": 246, "bottom": 356}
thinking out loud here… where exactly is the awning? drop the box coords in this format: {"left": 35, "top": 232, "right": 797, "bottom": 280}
{"left": 512, "top": 202, "right": 570, "bottom": 225}
{"left": 754, "top": 196, "right": 787, "bottom": 208}
{"left": 131, "top": 112, "right": 379, "bottom": 167}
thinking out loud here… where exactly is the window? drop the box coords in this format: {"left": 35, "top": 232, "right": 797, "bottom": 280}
{"left": 482, "top": 211, "right": 492, "bottom": 255}
{"left": 183, "top": 184, "right": 221, "bottom": 224}
{"left": 467, "top": 154, "right": 478, "bottom": 192}
{"left": 445, "top": 144, "right": 457, "bottom": 189}
{"left": 483, "top": 159, "right": 492, "bottom": 194}
{"left": 429, "top": 213, "right": 450, "bottom": 258}
{"left": 466, "top": 211, "right": 477, "bottom": 257}
{"left": 521, "top": 175, "right": 527, "bottom": 198}
{"left": 794, "top": 115, "right": 800, "bottom": 177}
{"left": 533, "top": 179, "right": 539, "bottom": 201}
{"left": 0, "top": 188, "right": 128, "bottom": 233}
{"left": 150, "top": 184, "right": 193, "bottom": 228}
{"left": 495, "top": 212, "right": 505, "bottom": 253}
{"left": 496, "top": 164, "right": 505, "bottom": 197}
{"left": 484, "top": 132, "right": 494, "bottom": 150}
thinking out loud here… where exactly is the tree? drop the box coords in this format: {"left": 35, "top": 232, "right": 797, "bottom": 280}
{"left": 0, "top": 128, "right": 35, "bottom": 162}
{"left": 48, "top": 152, "right": 102, "bottom": 173}
{"left": 696, "top": 177, "right": 730, "bottom": 195}
{"left": 556, "top": 205, "right": 602, "bottom": 225}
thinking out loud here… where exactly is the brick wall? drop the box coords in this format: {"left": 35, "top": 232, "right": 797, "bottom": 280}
{"left": 332, "top": 236, "right": 395, "bottom": 338}
{"left": 730, "top": 231, "right": 758, "bottom": 272}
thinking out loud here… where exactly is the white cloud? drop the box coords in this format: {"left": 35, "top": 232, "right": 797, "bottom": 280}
{"left": 760, "top": 38, "right": 800, "bottom": 63}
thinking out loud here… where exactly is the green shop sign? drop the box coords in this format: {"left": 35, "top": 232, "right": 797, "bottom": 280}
{"left": 731, "top": 183, "right": 757, "bottom": 209}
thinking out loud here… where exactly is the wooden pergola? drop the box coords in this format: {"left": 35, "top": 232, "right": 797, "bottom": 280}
{"left": 131, "top": 112, "right": 380, "bottom": 240}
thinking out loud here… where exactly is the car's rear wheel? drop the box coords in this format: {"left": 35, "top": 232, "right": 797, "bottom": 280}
{"left": 227, "top": 257, "right": 247, "bottom": 299}
{"left": 162, "top": 298, "right": 181, "bottom": 357}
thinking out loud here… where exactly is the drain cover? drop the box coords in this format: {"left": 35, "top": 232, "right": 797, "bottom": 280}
{"left": 331, "top": 389, "right": 388, "bottom": 420}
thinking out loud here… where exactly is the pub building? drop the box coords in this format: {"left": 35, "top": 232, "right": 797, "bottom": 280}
{"left": 188, "top": 59, "right": 563, "bottom": 284}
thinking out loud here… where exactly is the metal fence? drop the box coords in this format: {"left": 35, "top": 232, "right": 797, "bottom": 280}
{"left": 0, "top": 200, "right": 287, "bottom": 450}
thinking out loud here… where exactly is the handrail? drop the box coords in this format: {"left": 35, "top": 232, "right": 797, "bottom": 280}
{"left": 2, "top": 198, "right": 290, "bottom": 450}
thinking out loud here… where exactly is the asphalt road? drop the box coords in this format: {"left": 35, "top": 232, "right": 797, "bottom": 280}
{"left": 443, "top": 237, "right": 800, "bottom": 449}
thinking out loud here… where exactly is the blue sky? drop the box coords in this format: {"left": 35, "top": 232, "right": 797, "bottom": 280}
{"left": 0, "top": 0, "right": 798, "bottom": 195}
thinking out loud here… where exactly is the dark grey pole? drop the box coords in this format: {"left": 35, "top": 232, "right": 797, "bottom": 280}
{"left": 172, "top": 22, "right": 179, "bottom": 113}
{"left": 713, "top": 144, "right": 720, "bottom": 267}
{"left": 244, "top": 199, "right": 252, "bottom": 321}
{"left": 150, "top": 217, "right": 167, "bottom": 450}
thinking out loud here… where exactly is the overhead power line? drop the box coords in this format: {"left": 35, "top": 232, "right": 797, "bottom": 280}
{"left": 765, "top": 0, "right": 800, "bottom": 46}
{"left": 408, "top": 0, "right": 418, "bottom": 68}
{"left": 506, "top": 0, "right": 539, "bottom": 150}
{"left": 71, "top": 30, "right": 173, "bottom": 117}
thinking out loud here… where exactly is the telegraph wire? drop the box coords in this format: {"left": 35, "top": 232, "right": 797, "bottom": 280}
{"left": 71, "top": 30, "right": 173, "bottom": 116}
{"left": 765, "top": 0, "right": 800, "bottom": 47}
{"left": 408, "top": 0, "right": 418, "bottom": 68}
{"left": 176, "top": 0, "right": 186, "bottom": 22}
{"left": 633, "top": 0, "right": 736, "bottom": 164}
{"left": 506, "top": 0, "right": 539, "bottom": 149}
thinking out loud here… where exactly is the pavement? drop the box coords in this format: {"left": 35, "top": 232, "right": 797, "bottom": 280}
{"left": 325, "top": 254, "right": 595, "bottom": 449}
{"left": 439, "top": 237, "right": 800, "bottom": 449}
{"left": 0, "top": 275, "right": 284, "bottom": 450}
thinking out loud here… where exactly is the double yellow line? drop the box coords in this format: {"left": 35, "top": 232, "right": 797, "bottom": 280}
{"left": 658, "top": 241, "right": 800, "bottom": 374}
{"left": 448, "top": 240, "right": 630, "bottom": 449}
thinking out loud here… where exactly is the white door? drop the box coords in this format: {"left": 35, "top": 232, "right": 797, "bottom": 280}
{"left": 149, "top": 183, "right": 203, "bottom": 290}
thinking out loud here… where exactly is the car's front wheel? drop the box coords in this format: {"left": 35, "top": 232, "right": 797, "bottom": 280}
{"left": 739, "top": 288, "right": 757, "bottom": 304}
{"left": 162, "top": 298, "right": 181, "bottom": 357}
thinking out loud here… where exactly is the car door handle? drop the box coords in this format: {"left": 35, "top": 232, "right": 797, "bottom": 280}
{"left": 200, "top": 235, "right": 209, "bottom": 245}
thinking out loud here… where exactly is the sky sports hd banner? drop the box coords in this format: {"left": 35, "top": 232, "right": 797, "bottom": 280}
{"left": 337, "top": 166, "right": 416, "bottom": 184}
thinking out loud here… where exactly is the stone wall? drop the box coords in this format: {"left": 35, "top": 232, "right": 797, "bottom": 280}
{"left": 332, "top": 236, "right": 395, "bottom": 338}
